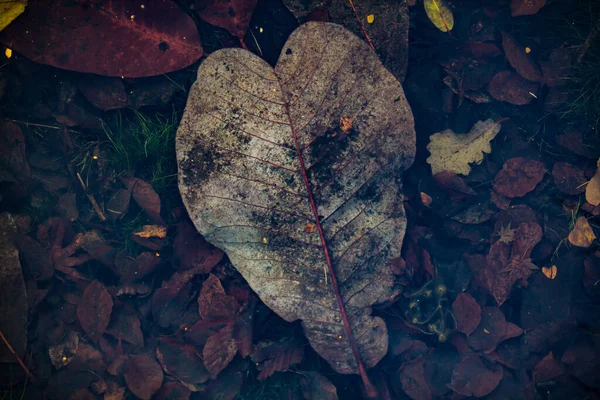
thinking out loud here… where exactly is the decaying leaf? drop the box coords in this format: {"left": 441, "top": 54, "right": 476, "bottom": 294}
{"left": 202, "top": 324, "right": 238, "bottom": 378}
{"left": 77, "top": 280, "right": 113, "bottom": 342}
{"left": 198, "top": 274, "right": 240, "bottom": 320}
{"left": 424, "top": 0, "right": 454, "bottom": 32}
{"left": 586, "top": 159, "right": 600, "bottom": 206}
{"left": 493, "top": 158, "right": 546, "bottom": 198}
{"left": 177, "top": 22, "right": 415, "bottom": 377}
{"left": 568, "top": 217, "right": 596, "bottom": 248}
{"left": 426, "top": 119, "right": 501, "bottom": 176}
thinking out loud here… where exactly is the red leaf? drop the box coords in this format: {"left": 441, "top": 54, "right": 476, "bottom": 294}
{"left": 467, "top": 307, "right": 522, "bottom": 352}
{"left": 556, "top": 128, "right": 600, "bottom": 159}
{"left": 452, "top": 293, "right": 481, "bottom": 336}
{"left": 251, "top": 337, "right": 304, "bottom": 380}
{"left": 156, "top": 338, "right": 210, "bottom": 390}
{"left": 198, "top": 274, "right": 241, "bottom": 320}
{"left": 173, "top": 217, "right": 224, "bottom": 273}
{"left": 202, "top": 324, "right": 238, "bottom": 378}
{"left": 196, "top": 0, "right": 258, "bottom": 39}
{"left": 105, "top": 306, "right": 144, "bottom": 346}
{"left": 449, "top": 355, "right": 503, "bottom": 397}
{"left": 77, "top": 280, "right": 113, "bottom": 342}
{"left": 533, "top": 352, "right": 565, "bottom": 383}
{"left": 510, "top": 0, "right": 546, "bottom": 16}
{"left": 0, "top": 0, "right": 203, "bottom": 78}
{"left": 501, "top": 31, "right": 542, "bottom": 82}
{"left": 400, "top": 359, "right": 433, "bottom": 400}
{"left": 493, "top": 158, "right": 546, "bottom": 198}
{"left": 120, "top": 177, "right": 164, "bottom": 224}
{"left": 125, "top": 354, "right": 164, "bottom": 399}
{"left": 487, "top": 71, "right": 539, "bottom": 105}
{"left": 552, "top": 162, "right": 586, "bottom": 195}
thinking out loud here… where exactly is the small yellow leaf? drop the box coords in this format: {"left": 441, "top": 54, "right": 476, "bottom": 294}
{"left": 568, "top": 217, "right": 596, "bottom": 248}
{"left": 133, "top": 224, "right": 167, "bottom": 239}
{"left": 541, "top": 265, "right": 557, "bottom": 279}
{"left": 585, "top": 159, "right": 600, "bottom": 206}
{"left": 366, "top": 14, "right": 375, "bottom": 24}
{"left": 4, "top": 47, "right": 12, "bottom": 58}
{"left": 0, "top": 0, "right": 27, "bottom": 32}
{"left": 525, "top": 47, "right": 531, "bottom": 53}
{"left": 424, "top": 0, "right": 454, "bottom": 32}
{"left": 339, "top": 116, "right": 354, "bottom": 132}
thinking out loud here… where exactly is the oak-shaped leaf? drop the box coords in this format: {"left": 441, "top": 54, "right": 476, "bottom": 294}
{"left": 177, "top": 22, "right": 415, "bottom": 376}
{"left": 493, "top": 158, "right": 546, "bottom": 198}
{"left": 124, "top": 354, "right": 164, "bottom": 399}
{"left": 427, "top": 119, "right": 501, "bottom": 176}
{"left": 449, "top": 355, "right": 503, "bottom": 397}
{"left": 251, "top": 337, "right": 304, "bottom": 380}
{"left": 77, "top": 280, "right": 113, "bottom": 342}
{"left": 0, "top": 0, "right": 202, "bottom": 78}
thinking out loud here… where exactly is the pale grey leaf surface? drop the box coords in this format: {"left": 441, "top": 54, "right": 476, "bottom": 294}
{"left": 177, "top": 22, "right": 415, "bottom": 374}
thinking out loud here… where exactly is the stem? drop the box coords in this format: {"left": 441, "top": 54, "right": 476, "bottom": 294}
{"left": 0, "top": 329, "right": 36, "bottom": 383}
{"left": 347, "top": 0, "right": 375, "bottom": 50}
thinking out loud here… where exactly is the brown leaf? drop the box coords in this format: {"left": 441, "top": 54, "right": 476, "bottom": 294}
{"left": 493, "top": 158, "right": 546, "bottom": 198}
{"left": 156, "top": 338, "right": 210, "bottom": 390}
{"left": 586, "top": 160, "right": 600, "bottom": 206}
{"left": 555, "top": 128, "right": 600, "bottom": 159}
{"left": 105, "top": 189, "right": 131, "bottom": 221}
{"left": 177, "top": 22, "right": 415, "bottom": 375}
{"left": 173, "top": 217, "right": 224, "bottom": 273}
{"left": 510, "top": 0, "right": 546, "bottom": 16}
{"left": 467, "top": 307, "right": 522, "bottom": 352}
{"left": 552, "top": 162, "right": 587, "bottom": 195}
{"left": 501, "top": 31, "right": 542, "bottom": 82}
{"left": 133, "top": 225, "right": 168, "bottom": 239}
{"left": 77, "top": 76, "right": 128, "bottom": 111}
{"left": 105, "top": 306, "right": 144, "bottom": 346}
{"left": 449, "top": 355, "right": 503, "bottom": 397}
{"left": 124, "top": 354, "right": 164, "bottom": 399}
{"left": 487, "top": 71, "right": 539, "bottom": 105}
{"left": 202, "top": 324, "right": 238, "bottom": 378}
{"left": 120, "top": 177, "right": 163, "bottom": 224}
{"left": 251, "top": 337, "right": 304, "bottom": 380}
{"left": 198, "top": 274, "right": 240, "bottom": 320}
{"left": 118, "top": 251, "right": 162, "bottom": 283}
{"left": 154, "top": 382, "right": 191, "bottom": 400}
{"left": 196, "top": 0, "right": 258, "bottom": 39}
{"left": 49, "top": 330, "right": 79, "bottom": 369}
{"left": 0, "top": 1, "right": 203, "bottom": 78}
{"left": 68, "top": 341, "right": 106, "bottom": 373}
{"left": 301, "top": 371, "right": 339, "bottom": 400}
{"left": 533, "top": 352, "right": 565, "bottom": 383}
{"left": 568, "top": 217, "right": 596, "bottom": 248}
{"left": 77, "top": 280, "right": 113, "bottom": 342}
{"left": 452, "top": 293, "right": 481, "bottom": 336}
{"left": 197, "top": 360, "right": 244, "bottom": 400}
{"left": 400, "top": 358, "right": 433, "bottom": 400}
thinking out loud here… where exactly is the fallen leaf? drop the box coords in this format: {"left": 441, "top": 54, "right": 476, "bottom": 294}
{"left": 105, "top": 306, "right": 144, "bottom": 346}
{"left": 301, "top": 371, "right": 339, "bottom": 400}
{"left": 198, "top": 274, "right": 240, "bottom": 320}
{"left": 366, "top": 14, "right": 375, "bottom": 24}
{"left": 467, "top": 307, "right": 522, "bottom": 352}
{"left": 586, "top": 159, "right": 600, "bottom": 206}
{"left": 251, "top": 337, "right": 304, "bottom": 380}
{"left": 552, "top": 162, "right": 586, "bottom": 195}
{"left": 77, "top": 280, "right": 113, "bottom": 342}
{"left": 173, "top": 217, "right": 224, "bottom": 273}
{"left": 493, "top": 158, "right": 546, "bottom": 198}
{"left": 420, "top": 192, "right": 433, "bottom": 207}
{"left": 177, "top": 22, "right": 415, "bottom": 376}
{"left": 426, "top": 119, "right": 502, "bottom": 175}
{"left": 196, "top": 360, "right": 244, "bottom": 400}
{"left": 55, "top": 193, "right": 79, "bottom": 222}
{"left": 501, "top": 31, "right": 542, "bottom": 82}
{"left": 424, "top": 345, "right": 459, "bottom": 397}
{"left": 541, "top": 265, "right": 557, "bottom": 279}
{"left": 156, "top": 338, "right": 210, "bottom": 390}
{"left": 202, "top": 324, "right": 238, "bottom": 378}
{"left": 510, "top": 0, "right": 546, "bottom": 16}
{"left": 568, "top": 217, "right": 596, "bottom": 248}
{"left": 133, "top": 225, "right": 168, "bottom": 239}
{"left": 120, "top": 177, "right": 163, "bottom": 225}
{"left": 125, "top": 354, "right": 164, "bottom": 399}
{"left": 400, "top": 358, "right": 433, "bottom": 400}
{"left": 555, "top": 129, "right": 600, "bottom": 159}
{"left": 487, "top": 70, "right": 539, "bottom": 105}
{"left": 424, "top": 0, "right": 454, "bottom": 32}
{"left": 195, "top": 0, "right": 258, "bottom": 40}
{"left": 0, "top": 122, "right": 31, "bottom": 201}
{"left": 48, "top": 330, "right": 79, "bottom": 369}
{"left": 449, "top": 355, "right": 503, "bottom": 397}
{"left": 0, "top": 0, "right": 202, "bottom": 77}
{"left": 452, "top": 293, "right": 481, "bottom": 336}
{"left": 533, "top": 352, "right": 565, "bottom": 383}
{"left": 105, "top": 189, "right": 131, "bottom": 221}
{"left": 154, "top": 382, "right": 191, "bottom": 400}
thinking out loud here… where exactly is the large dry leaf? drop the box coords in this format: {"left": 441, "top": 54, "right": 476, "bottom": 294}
{"left": 177, "top": 21, "right": 415, "bottom": 377}
{"left": 426, "top": 119, "right": 501, "bottom": 176}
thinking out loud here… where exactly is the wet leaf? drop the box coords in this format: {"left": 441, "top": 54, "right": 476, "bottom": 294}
{"left": 202, "top": 324, "right": 238, "bottom": 378}
{"left": 487, "top": 70, "right": 539, "bottom": 105}
{"left": 156, "top": 338, "right": 210, "bottom": 390}
{"left": 198, "top": 274, "right": 240, "bottom": 320}
{"left": 501, "top": 31, "right": 542, "bottom": 82}
{"left": 120, "top": 177, "right": 163, "bottom": 225}
{"left": 77, "top": 280, "right": 113, "bottom": 342}
{"left": 510, "top": 0, "right": 546, "bottom": 16}
{"left": 124, "top": 354, "right": 164, "bottom": 399}
{"left": 426, "top": 119, "right": 502, "bottom": 176}
{"left": 196, "top": 0, "right": 257, "bottom": 40}
{"left": 568, "top": 217, "right": 596, "bottom": 248}
{"left": 400, "top": 358, "right": 432, "bottom": 400}
{"left": 301, "top": 371, "right": 339, "bottom": 400}
{"left": 493, "top": 158, "right": 546, "bottom": 198}
{"left": 0, "top": 0, "right": 202, "bottom": 78}
{"left": 177, "top": 22, "right": 415, "bottom": 375}
{"left": 586, "top": 159, "right": 600, "bottom": 206}
{"left": 452, "top": 293, "right": 481, "bottom": 336}
{"left": 424, "top": 0, "right": 454, "bottom": 32}
{"left": 449, "top": 355, "right": 503, "bottom": 397}
{"left": 552, "top": 162, "right": 586, "bottom": 195}
{"left": 251, "top": 337, "right": 304, "bottom": 380}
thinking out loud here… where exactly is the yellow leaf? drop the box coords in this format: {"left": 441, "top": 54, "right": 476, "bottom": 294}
{"left": 586, "top": 158, "right": 600, "bottom": 206}
{"left": 568, "top": 217, "right": 596, "bottom": 248}
{"left": 0, "top": 0, "right": 27, "bottom": 32}
{"left": 541, "top": 265, "right": 557, "bottom": 279}
{"left": 133, "top": 225, "right": 167, "bottom": 239}
{"left": 424, "top": 0, "right": 454, "bottom": 32}
{"left": 366, "top": 14, "right": 375, "bottom": 24}
{"left": 4, "top": 47, "right": 11, "bottom": 58}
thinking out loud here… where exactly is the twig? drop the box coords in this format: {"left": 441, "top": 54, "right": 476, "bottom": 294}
{"left": 347, "top": 0, "right": 375, "bottom": 50}
{"left": 0, "top": 328, "right": 37, "bottom": 383}
{"left": 3, "top": 119, "right": 63, "bottom": 130}
{"left": 578, "top": 20, "right": 600, "bottom": 63}
{"left": 76, "top": 172, "right": 107, "bottom": 221}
